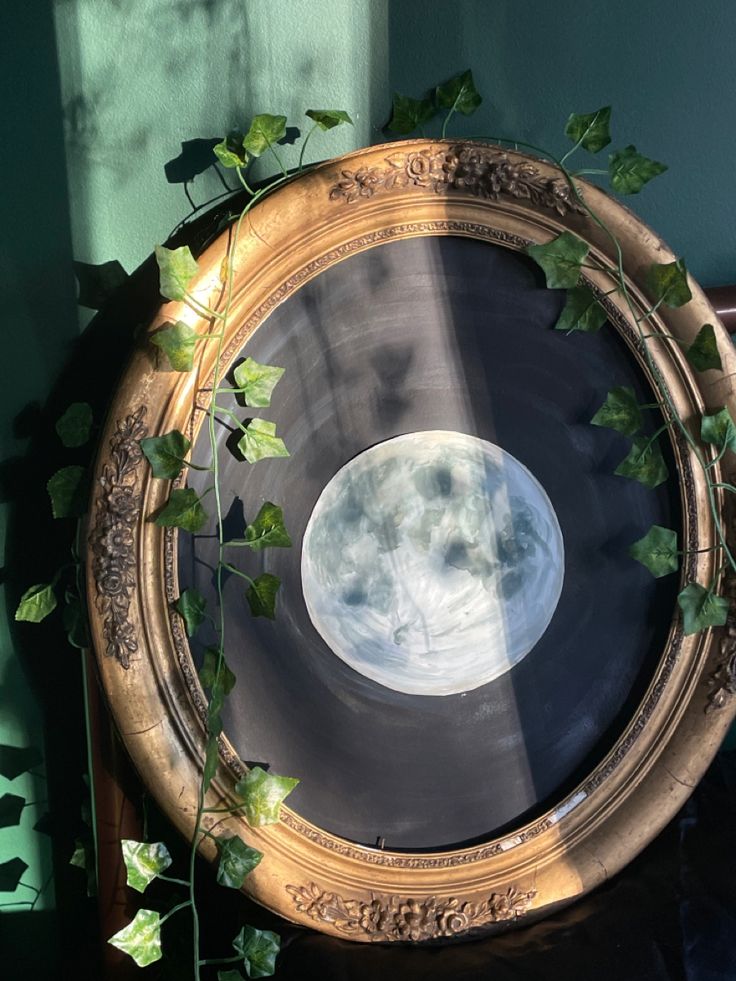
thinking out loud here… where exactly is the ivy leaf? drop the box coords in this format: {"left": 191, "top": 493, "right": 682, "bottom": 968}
{"left": 246, "top": 573, "right": 281, "bottom": 620}
{"left": 151, "top": 321, "right": 198, "bottom": 372}
{"left": 175, "top": 588, "right": 207, "bottom": 637}
{"left": 237, "top": 419, "right": 289, "bottom": 464}
{"left": 214, "top": 130, "right": 250, "bottom": 169}
{"left": 590, "top": 386, "right": 643, "bottom": 436}
{"left": 203, "top": 734, "right": 220, "bottom": 793}
{"left": 628, "top": 525, "right": 679, "bottom": 578}
{"left": 526, "top": 232, "right": 589, "bottom": 289}
{"left": 0, "top": 794, "right": 24, "bottom": 829}
{"left": 555, "top": 285, "right": 607, "bottom": 333}
{"left": 677, "top": 582, "right": 729, "bottom": 636}
{"left": 218, "top": 972, "right": 244, "bottom": 981}
{"left": 48, "top": 465, "right": 86, "bottom": 518}
{"left": 216, "top": 835, "right": 263, "bottom": 889}
{"left": 614, "top": 436, "right": 668, "bottom": 488}
{"left": 140, "top": 430, "right": 192, "bottom": 479}
{"left": 63, "top": 591, "right": 90, "bottom": 649}
{"left": 609, "top": 145, "right": 667, "bottom": 194}
{"left": 305, "top": 109, "right": 353, "bottom": 131}
{"left": 0, "top": 857, "right": 28, "bottom": 892}
{"left": 15, "top": 583, "right": 57, "bottom": 623}
{"left": 233, "top": 766, "right": 299, "bottom": 827}
{"left": 108, "top": 909, "right": 162, "bottom": 968}
{"left": 645, "top": 258, "right": 692, "bottom": 309}
{"left": 56, "top": 402, "right": 93, "bottom": 448}
{"left": 154, "top": 244, "right": 199, "bottom": 301}
{"left": 243, "top": 114, "right": 287, "bottom": 157}
{"left": 435, "top": 69, "right": 482, "bottom": 116}
{"left": 701, "top": 407, "right": 736, "bottom": 454}
{"left": 386, "top": 93, "right": 436, "bottom": 135}
{"left": 154, "top": 487, "right": 209, "bottom": 533}
{"left": 199, "top": 647, "right": 237, "bottom": 696}
{"left": 564, "top": 106, "right": 612, "bottom": 154}
{"left": 232, "top": 925, "right": 281, "bottom": 978}
{"left": 0, "top": 745, "right": 43, "bottom": 781}
{"left": 243, "top": 502, "right": 292, "bottom": 550}
{"left": 232, "top": 358, "right": 285, "bottom": 408}
{"left": 686, "top": 324, "right": 722, "bottom": 372}
{"left": 121, "top": 840, "right": 172, "bottom": 893}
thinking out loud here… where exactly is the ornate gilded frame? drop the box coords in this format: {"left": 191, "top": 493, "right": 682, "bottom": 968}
{"left": 86, "top": 140, "right": 736, "bottom": 943}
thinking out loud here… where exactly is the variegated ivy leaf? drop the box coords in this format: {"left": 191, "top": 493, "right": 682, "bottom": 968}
{"left": 121, "top": 840, "right": 172, "bottom": 893}
{"left": 48, "top": 465, "right": 86, "bottom": 518}
{"left": 154, "top": 487, "right": 209, "bottom": 533}
{"left": 701, "top": 407, "right": 736, "bottom": 454}
{"left": 628, "top": 525, "right": 679, "bottom": 578}
{"left": 154, "top": 244, "right": 199, "bottom": 301}
{"left": 386, "top": 93, "right": 436, "bottom": 135}
{"left": 108, "top": 909, "right": 162, "bottom": 968}
{"left": 677, "top": 582, "right": 729, "bottom": 636}
{"left": 686, "top": 324, "right": 722, "bottom": 372}
{"left": 214, "top": 130, "right": 250, "bottom": 169}
{"left": 246, "top": 573, "right": 281, "bottom": 620}
{"left": 555, "top": 285, "right": 607, "bottom": 333}
{"left": 232, "top": 925, "right": 281, "bottom": 978}
{"left": 564, "top": 106, "right": 612, "bottom": 154}
{"left": 243, "top": 114, "right": 287, "bottom": 157}
{"left": 15, "top": 583, "right": 57, "bottom": 623}
{"left": 614, "top": 435, "right": 668, "bottom": 488}
{"left": 175, "top": 587, "right": 207, "bottom": 636}
{"left": 242, "top": 502, "right": 291, "bottom": 550}
{"left": 56, "top": 402, "right": 93, "bottom": 448}
{"left": 140, "top": 430, "right": 192, "bottom": 479}
{"left": 233, "top": 766, "right": 299, "bottom": 827}
{"left": 645, "top": 258, "right": 692, "bottom": 309}
{"left": 526, "top": 232, "right": 589, "bottom": 289}
{"left": 237, "top": 419, "right": 289, "bottom": 464}
{"left": 199, "top": 647, "right": 237, "bottom": 696}
{"left": 305, "top": 109, "right": 353, "bottom": 131}
{"left": 590, "top": 386, "right": 643, "bottom": 436}
{"left": 232, "top": 358, "right": 285, "bottom": 408}
{"left": 608, "top": 145, "right": 667, "bottom": 194}
{"left": 435, "top": 68, "right": 482, "bottom": 115}
{"left": 150, "top": 321, "right": 198, "bottom": 372}
{"left": 216, "top": 835, "right": 263, "bottom": 889}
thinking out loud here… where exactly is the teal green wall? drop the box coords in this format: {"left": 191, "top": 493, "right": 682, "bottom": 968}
{"left": 2, "top": 0, "right": 735, "bottom": 969}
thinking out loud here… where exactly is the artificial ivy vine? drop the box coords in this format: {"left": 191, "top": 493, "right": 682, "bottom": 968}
{"left": 11, "top": 67, "right": 735, "bottom": 975}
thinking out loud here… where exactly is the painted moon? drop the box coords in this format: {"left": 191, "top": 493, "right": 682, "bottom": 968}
{"left": 301, "top": 431, "right": 565, "bottom": 696}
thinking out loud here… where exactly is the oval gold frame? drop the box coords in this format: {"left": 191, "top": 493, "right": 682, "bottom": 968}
{"left": 86, "top": 140, "right": 736, "bottom": 943}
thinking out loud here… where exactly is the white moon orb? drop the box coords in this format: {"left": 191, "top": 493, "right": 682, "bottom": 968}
{"left": 301, "top": 431, "right": 564, "bottom": 696}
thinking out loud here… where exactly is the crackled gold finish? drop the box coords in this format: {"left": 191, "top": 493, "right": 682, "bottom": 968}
{"left": 86, "top": 140, "right": 736, "bottom": 943}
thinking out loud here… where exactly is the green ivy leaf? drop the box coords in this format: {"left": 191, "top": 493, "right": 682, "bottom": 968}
{"left": 386, "top": 93, "right": 436, "bottom": 135}
{"left": 15, "top": 583, "right": 57, "bottom": 623}
{"left": 56, "top": 402, "right": 93, "bottom": 448}
{"left": 0, "top": 745, "right": 43, "bottom": 781}
{"left": 154, "top": 487, "right": 209, "bottom": 533}
{"left": 614, "top": 435, "right": 668, "bottom": 488}
{"left": 686, "top": 324, "right": 722, "bottom": 372}
{"left": 48, "top": 465, "right": 86, "bottom": 519}
{"left": 305, "top": 109, "right": 353, "bottom": 131}
{"left": 140, "top": 430, "right": 192, "bottom": 479}
{"left": 216, "top": 835, "right": 263, "bottom": 889}
{"left": 232, "top": 925, "right": 281, "bottom": 978}
{"left": 199, "top": 647, "right": 237, "bottom": 696}
{"left": 608, "top": 145, "right": 667, "bottom": 194}
{"left": 564, "top": 106, "right": 612, "bottom": 153}
{"left": 526, "top": 232, "right": 589, "bottom": 289}
{"left": 677, "top": 582, "right": 729, "bottom": 636}
{"left": 243, "top": 114, "right": 288, "bottom": 157}
{"left": 0, "top": 857, "right": 29, "bottom": 892}
{"left": 175, "top": 588, "right": 207, "bottom": 637}
{"left": 62, "top": 591, "right": 89, "bottom": 649}
{"left": 234, "top": 766, "right": 298, "bottom": 827}
{"left": 238, "top": 419, "right": 289, "bottom": 464}
{"left": 246, "top": 573, "right": 281, "bottom": 620}
{"left": 702, "top": 407, "right": 736, "bottom": 454}
{"left": 628, "top": 525, "right": 679, "bottom": 578}
{"left": 121, "top": 840, "right": 173, "bottom": 893}
{"left": 214, "top": 131, "right": 250, "bottom": 169}
{"left": 243, "top": 503, "right": 291, "bottom": 550}
{"left": 0, "top": 794, "right": 24, "bottom": 829}
{"left": 555, "top": 285, "right": 607, "bottom": 333}
{"left": 154, "top": 244, "right": 199, "bottom": 301}
{"left": 203, "top": 734, "right": 220, "bottom": 793}
{"left": 151, "top": 321, "right": 198, "bottom": 372}
{"left": 232, "top": 358, "right": 285, "bottom": 408}
{"left": 590, "top": 386, "right": 643, "bottom": 436}
{"left": 435, "top": 69, "right": 482, "bottom": 115}
{"left": 108, "top": 909, "right": 162, "bottom": 968}
{"left": 645, "top": 258, "right": 692, "bottom": 309}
